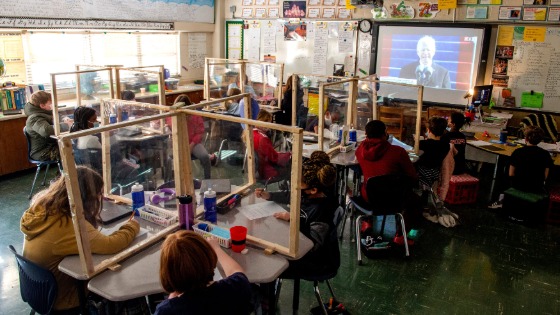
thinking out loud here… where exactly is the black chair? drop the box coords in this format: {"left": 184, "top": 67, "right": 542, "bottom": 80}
{"left": 8, "top": 245, "right": 58, "bottom": 315}
{"left": 290, "top": 206, "right": 344, "bottom": 314}
{"left": 350, "top": 174, "right": 411, "bottom": 264}
{"left": 23, "top": 127, "right": 62, "bottom": 199}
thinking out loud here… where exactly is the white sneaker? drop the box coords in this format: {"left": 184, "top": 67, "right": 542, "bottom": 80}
{"left": 488, "top": 201, "right": 503, "bottom": 209}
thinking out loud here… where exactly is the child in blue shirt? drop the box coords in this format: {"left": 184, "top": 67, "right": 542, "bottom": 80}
{"left": 154, "top": 231, "right": 252, "bottom": 315}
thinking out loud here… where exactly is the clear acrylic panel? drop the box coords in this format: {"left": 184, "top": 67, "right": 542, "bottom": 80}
{"left": 206, "top": 60, "right": 243, "bottom": 99}
{"left": 245, "top": 62, "right": 283, "bottom": 106}
{"left": 116, "top": 68, "right": 164, "bottom": 105}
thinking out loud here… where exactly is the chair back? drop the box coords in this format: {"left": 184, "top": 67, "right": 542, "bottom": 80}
{"left": 378, "top": 106, "right": 404, "bottom": 140}
{"left": 365, "top": 174, "right": 410, "bottom": 213}
{"left": 8, "top": 245, "right": 58, "bottom": 315}
{"left": 23, "top": 127, "right": 35, "bottom": 163}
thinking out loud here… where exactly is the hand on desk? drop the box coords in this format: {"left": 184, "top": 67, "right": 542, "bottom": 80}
{"left": 273, "top": 211, "right": 290, "bottom": 222}
{"left": 254, "top": 188, "right": 270, "bottom": 200}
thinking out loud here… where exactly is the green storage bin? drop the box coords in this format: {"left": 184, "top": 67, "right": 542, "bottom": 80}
{"left": 148, "top": 84, "right": 159, "bottom": 92}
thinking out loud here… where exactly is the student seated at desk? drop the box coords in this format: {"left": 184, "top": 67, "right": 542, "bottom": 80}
{"left": 228, "top": 74, "right": 257, "bottom": 99}
{"left": 70, "top": 106, "right": 102, "bottom": 149}
{"left": 121, "top": 90, "right": 136, "bottom": 101}
{"left": 489, "top": 126, "right": 553, "bottom": 210}
{"left": 355, "top": 120, "right": 423, "bottom": 242}
{"left": 305, "top": 111, "right": 332, "bottom": 134}
{"left": 174, "top": 95, "right": 217, "bottom": 179}
{"left": 441, "top": 112, "right": 467, "bottom": 175}
{"left": 417, "top": 117, "right": 453, "bottom": 189}
{"left": 254, "top": 152, "right": 339, "bottom": 277}
{"left": 20, "top": 166, "right": 140, "bottom": 312}
{"left": 24, "top": 91, "right": 72, "bottom": 161}
{"left": 277, "top": 74, "right": 304, "bottom": 127}
{"left": 253, "top": 110, "right": 291, "bottom": 180}
{"left": 154, "top": 231, "right": 252, "bottom": 315}
{"left": 239, "top": 93, "right": 260, "bottom": 122}
{"left": 225, "top": 87, "right": 242, "bottom": 116}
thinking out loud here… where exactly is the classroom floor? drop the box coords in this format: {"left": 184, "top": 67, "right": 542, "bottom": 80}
{"left": 1, "top": 164, "right": 559, "bottom": 315}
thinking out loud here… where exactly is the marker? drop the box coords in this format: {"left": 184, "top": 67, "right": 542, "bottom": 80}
{"left": 359, "top": 68, "right": 367, "bottom": 75}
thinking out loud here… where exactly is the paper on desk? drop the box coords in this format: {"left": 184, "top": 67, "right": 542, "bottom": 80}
{"left": 468, "top": 140, "right": 491, "bottom": 147}
{"left": 238, "top": 201, "right": 286, "bottom": 220}
{"left": 538, "top": 142, "right": 560, "bottom": 152}
{"left": 101, "top": 224, "right": 149, "bottom": 238}
{"left": 490, "top": 112, "right": 513, "bottom": 119}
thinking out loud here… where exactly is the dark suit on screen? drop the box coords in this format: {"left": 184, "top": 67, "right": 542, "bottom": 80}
{"left": 399, "top": 62, "right": 451, "bottom": 89}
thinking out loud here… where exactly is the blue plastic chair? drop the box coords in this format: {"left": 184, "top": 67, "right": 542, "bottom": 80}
{"left": 23, "top": 127, "right": 62, "bottom": 199}
{"left": 8, "top": 245, "right": 58, "bottom": 315}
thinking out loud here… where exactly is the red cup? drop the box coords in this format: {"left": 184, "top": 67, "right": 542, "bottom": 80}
{"left": 230, "top": 226, "right": 247, "bottom": 253}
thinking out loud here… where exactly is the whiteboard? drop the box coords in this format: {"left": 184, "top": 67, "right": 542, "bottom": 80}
{"left": 243, "top": 20, "right": 358, "bottom": 80}
{"left": 1, "top": 0, "right": 215, "bottom": 23}
{"left": 494, "top": 26, "right": 560, "bottom": 112}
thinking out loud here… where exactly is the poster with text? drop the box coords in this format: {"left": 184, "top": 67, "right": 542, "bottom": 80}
{"left": 498, "top": 6, "right": 521, "bottom": 20}
{"left": 522, "top": 7, "right": 547, "bottom": 20}
{"left": 283, "top": 1, "right": 306, "bottom": 18}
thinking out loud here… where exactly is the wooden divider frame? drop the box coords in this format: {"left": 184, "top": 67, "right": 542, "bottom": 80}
{"left": 178, "top": 94, "right": 304, "bottom": 258}
{"left": 50, "top": 68, "right": 114, "bottom": 137}
{"left": 57, "top": 93, "right": 304, "bottom": 278}
{"left": 57, "top": 104, "right": 180, "bottom": 278}
{"left": 204, "top": 58, "right": 245, "bottom": 100}
{"left": 355, "top": 77, "right": 424, "bottom": 154}
{"left": 315, "top": 78, "right": 356, "bottom": 152}
{"left": 114, "top": 66, "right": 166, "bottom": 105}
{"left": 204, "top": 58, "right": 284, "bottom": 110}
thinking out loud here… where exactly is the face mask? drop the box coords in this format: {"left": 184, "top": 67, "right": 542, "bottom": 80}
{"left": 324, "top": 117, "right": 332, "bottom": 127}
{"left": 93, "top": 122, "right": 100, "bottom": 128}
{"left": 446, "top": 127, "right": 451, "bottom": 132}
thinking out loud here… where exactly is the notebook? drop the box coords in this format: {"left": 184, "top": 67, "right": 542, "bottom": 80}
{"left": 100, "top": 201, "right": 133, "bottom": 224}
{"left": 200, "top": 179, "right": 231, "bottom": 194}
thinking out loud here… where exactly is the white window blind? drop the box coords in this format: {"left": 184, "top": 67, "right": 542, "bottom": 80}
{"left": 139, "top": 34, "right": 178, "bottom": 75}
{"left": 23, "top": 32, "right": 179, "bottom": 85}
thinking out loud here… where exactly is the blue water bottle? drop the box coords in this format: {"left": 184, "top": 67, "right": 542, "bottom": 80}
{"left": 204, "top": 188, "right": 217, "bottom": 224}
{"left": 349, "top": 125, "right": 357, "bottom": 142}
{"left": 131, "top": 183, "right": 145, "bottom": 216}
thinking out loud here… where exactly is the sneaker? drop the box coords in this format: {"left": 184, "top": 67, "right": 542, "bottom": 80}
{"left": 423, "top": 212, "right": 438, "bottom": 223}
{"left": 488, "top": 201, "right": 503, "bottom": 209}
{"left": 210, "top": 153, "right": 218, "bottom": 166}
{"left": 393, "top": 235, "right": 414, "bottom": 246}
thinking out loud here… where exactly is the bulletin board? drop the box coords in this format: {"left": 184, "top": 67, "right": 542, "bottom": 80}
{"left": 493, "top": 26, "right": 560, "bottom": 112}
{"left": 239, "top": 20, "right": 359, "bottom": 79}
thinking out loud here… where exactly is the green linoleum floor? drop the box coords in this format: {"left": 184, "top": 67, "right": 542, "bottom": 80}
{"left": 1, "top": 166, "right": 559, "bottom": 315}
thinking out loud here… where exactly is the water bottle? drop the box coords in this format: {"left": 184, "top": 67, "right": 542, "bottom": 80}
{"left": 177, "top": 195, "right": 194, "bottom": 230}
{"left": 131, "top": 183, "right": 145, "bottom": 216}
{"left": 109, "top": 114, "right": 117, "bottom": 124}
{"left": 341, "top": 125, "right": 349, "bottom": 146}
{"left": 349, "top": 125, "right": 357, "bottom": 142}
{"left": 204, "top": 188, "right": 217, "bottom": 224}
{"left": 330, "top": 123, "right": 339, "bottom": 141}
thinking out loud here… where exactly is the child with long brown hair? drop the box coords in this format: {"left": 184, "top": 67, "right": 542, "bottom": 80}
{"left": 20, "top": 166, "right": 139, "bottom": 312}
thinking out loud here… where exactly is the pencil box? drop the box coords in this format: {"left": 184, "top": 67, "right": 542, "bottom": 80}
{"left": 216, "top": 194, "right": 241, "bottom": 214}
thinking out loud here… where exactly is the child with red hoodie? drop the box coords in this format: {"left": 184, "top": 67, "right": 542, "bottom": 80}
{"left": 355, "top": 120, "right": 422, "bottom": 243}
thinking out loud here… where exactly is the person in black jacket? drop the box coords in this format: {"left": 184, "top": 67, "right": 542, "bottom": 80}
{"left": 278, "top": 74, "right": 305, "bottom": 128}
{"left": 254, "top": 151, "right": 339, "bottom": 277}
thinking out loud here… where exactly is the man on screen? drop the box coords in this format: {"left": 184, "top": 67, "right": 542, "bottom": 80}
{"left": 399, "top": 36, "right": 451, "bottom": 89}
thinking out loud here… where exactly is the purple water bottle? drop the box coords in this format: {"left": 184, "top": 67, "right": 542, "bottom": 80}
{"left": 177, "top": 195, "right": 194, "bottom": 230}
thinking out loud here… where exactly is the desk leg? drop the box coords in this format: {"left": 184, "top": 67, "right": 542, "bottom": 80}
{"left": 490, "top": 155, "right": 500, "bottom": 201}
{"left": 77, "top": 280, "right": 89, "bottom": 315}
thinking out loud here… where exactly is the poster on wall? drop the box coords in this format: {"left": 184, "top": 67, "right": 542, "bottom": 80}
{"left": 493, "top": 58, "right": 508, "bottom": 75}
{"left": 522, "top": 7, "right": 547, "bottom": 20}
{"left": 389, "top": 1, "right": 415, "bottom": 18}
{"left": 284, "top": 22, "right": 307, "bottom": 41}
{"left": 523, "top": 0, "right": 546, "bottom": 4}
{"left": 496, "top": 45, "right": 514, "bottom": 59}
{"left": 466, "top": 6, "right": 488, "bottom": 18}
{"left": 418, "top": 2, "right": 439, "bottom": 18}
{"left": 499, "top": 6, "right": 522, "bottom": 20}
{"left": 283, "top": 1, "right": 306, "bottom": 17}
{"left": 548, "top": 7, "right": 560, "bottom": 21}
{"left": 308, "top": 8, "right": 321, "bottom": 17}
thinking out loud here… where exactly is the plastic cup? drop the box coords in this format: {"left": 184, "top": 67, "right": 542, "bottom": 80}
{"left": 140, "top": 87, "right": 146, "bottom": 93}
{"left": 230, "top": 226, "right": 247, "bottom": 253}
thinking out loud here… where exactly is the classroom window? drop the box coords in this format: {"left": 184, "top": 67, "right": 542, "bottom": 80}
{"left": 23, "top": 31, "right": 179, "bottom": 86}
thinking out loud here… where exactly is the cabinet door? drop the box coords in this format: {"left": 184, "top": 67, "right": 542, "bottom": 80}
{"left": 0, "top": 117, "right": 34, "bottom": 176}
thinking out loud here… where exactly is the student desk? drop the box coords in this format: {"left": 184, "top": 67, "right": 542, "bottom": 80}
{"left": 467, "top": 132, "right": 560, "bottom": 198}
{"left": 86, "top": 241, "right": 289, "bottom": 302}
